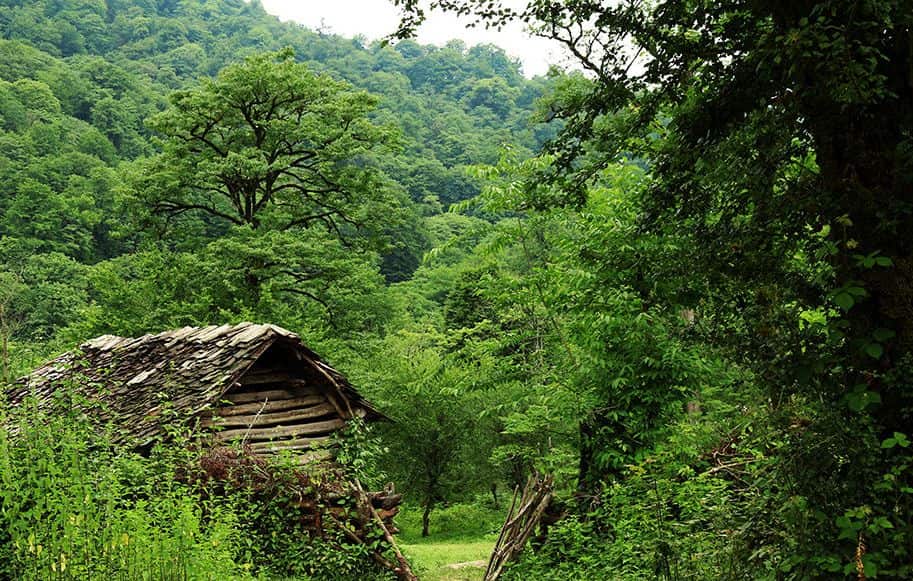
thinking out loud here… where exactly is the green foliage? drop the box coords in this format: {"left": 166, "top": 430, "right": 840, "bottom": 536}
{"left": 222, "top": 477, "right": 394, "bottom": 581}
{"left": 392, "top": 1, "right": 913, "bottom": 577}
{"left": 334, "top": 417, "right": 388, "bottom": 489}
{"left": 0, "top": 393, "right": 249, "bottom": 580}
{"left": 0, "top": 0, "right": 548, "bottom": 358}
{"left": 0, "top": 0, "right": 553, "bottom": 578}
{"left": 12, "top": 0, "right": 913, "bottom": 578}
{"left": 396, "top": 502, "right": 503, "bottom": 543}
{"left": 362, "top": 329, "right": 480, "bottom": 537}
{"left": 136, "top": 48, "right": 397, "bottom": 235}
{"left": 0, "top": 386, "right": 400, "bottom": 580}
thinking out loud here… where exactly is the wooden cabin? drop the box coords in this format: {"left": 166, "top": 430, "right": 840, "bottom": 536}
{"left": 6, "top": 323, "right": 385, "bottom": 461}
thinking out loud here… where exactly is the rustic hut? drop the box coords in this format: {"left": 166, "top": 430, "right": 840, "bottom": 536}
{"left": 6, "top": 322, "right": 385, "bottom": 460}
{"left": 6, "top": 323, "right": 417, "bottom": 579}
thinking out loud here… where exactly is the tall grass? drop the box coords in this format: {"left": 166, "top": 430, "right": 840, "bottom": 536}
{"left": 0, "top": 392, "right": 248, "bottom": 580}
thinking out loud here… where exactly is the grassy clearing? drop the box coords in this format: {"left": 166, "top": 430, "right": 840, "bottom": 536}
{"left": 401, "top": 539, "right": 495, "bottom": 581}
{"left": 393, "top": 503, "right": 502, "bottom": 580}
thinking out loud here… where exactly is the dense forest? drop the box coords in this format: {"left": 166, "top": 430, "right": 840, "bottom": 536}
{"left": 1, "top": 0, "right": 912, "bottom": 579}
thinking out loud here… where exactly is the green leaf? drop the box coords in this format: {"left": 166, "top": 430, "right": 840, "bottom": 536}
{"left": 847, "top": 390, "right": 881, "bottom": 412}
{"left": 881, "top": 438, "right": 897, "bottom": 449}
{"left": 872, "top": 328, "right": 895, "bottom": 342}
{"left": 875, "top": 256, "right": 893, "bottom": 267}
{"left": 834, "top": 292, "right": 854, "bottom": 310}
{"left": 864, "top": 343, "right": 884, "bottom": 359}
{"left": 873, "top": 516, "right": 893, "bottom": 529}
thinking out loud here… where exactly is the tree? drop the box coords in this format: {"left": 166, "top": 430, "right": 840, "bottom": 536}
{"left": 364, "top": 331, "right": 477, "bottom": 537}
{"left": 126, "top": 49, "right": 416, "bottom": 321}
{"left": 136, "top": 48, "right": 396, "bottom": 239}
{"left": 464, "top": 77, "right": 519, "bottom": 119}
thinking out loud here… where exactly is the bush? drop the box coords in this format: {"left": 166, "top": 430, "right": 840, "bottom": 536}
{"left": 502, "top": 458, "right": 736, "bottom": 581}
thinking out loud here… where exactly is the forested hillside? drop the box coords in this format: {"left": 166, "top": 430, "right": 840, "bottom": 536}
{"left": 2, "top": 0, "right": 912, "bottom": 580}
{"left": 0, "top": 0, "right": 551, "bottom": 370}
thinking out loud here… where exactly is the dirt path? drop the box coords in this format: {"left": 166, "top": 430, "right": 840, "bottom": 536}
{"left": 445, "top": 559, "right": 487, "bottom": 570}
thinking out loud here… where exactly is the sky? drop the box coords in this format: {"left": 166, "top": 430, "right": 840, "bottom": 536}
{"left": 258, "top": 0, "right": 565, "bottom": 77}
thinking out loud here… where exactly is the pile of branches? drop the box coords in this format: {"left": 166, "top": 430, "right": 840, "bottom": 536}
{"left": 188, "top": 445, "right": 416, "bottom": 579}
{"left": 485, "top": 472, "right": 554, "bottom": 581}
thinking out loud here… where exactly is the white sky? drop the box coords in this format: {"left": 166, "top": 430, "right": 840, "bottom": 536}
{"left": 259, "top": 0, "right": 565, "bottom": 77}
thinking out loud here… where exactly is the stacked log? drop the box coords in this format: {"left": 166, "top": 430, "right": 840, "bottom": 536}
{"left": 368, "top": 486, "right": 404, "bottom": 532}
{"left": 195, "top": 446, "right": 413, "bottom": 579}
{"left": 202, "top": 368, "right": 349, "bottom": 460}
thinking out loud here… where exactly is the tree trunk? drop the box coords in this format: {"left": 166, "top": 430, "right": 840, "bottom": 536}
{"left": 577, "top": 418, "right": 593, "bottom": 495}
{"left": 421, "top": 500, "right": 432, "bottom": 537}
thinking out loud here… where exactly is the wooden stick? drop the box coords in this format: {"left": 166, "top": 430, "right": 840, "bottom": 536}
{"left": 484, "top": 473, "right": 554, "bottom": 581}
{"left": 323, "top": 390, "right": 348, "bottom": 420}
{"left": 326, "top": 513, "right": 399, "bottom": 572}
{"left": 299, "top": 354, "right": 355, "bottom": 418}
{"left": 241, "top": 398, "right": 268, "bottom": 445}
{"left": 485, "top": 485, "right": 520, "bottom": 581}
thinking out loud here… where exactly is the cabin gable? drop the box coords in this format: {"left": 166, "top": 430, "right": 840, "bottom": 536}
{"left": 204, "top": 341, "right": 349, "bottom": 458}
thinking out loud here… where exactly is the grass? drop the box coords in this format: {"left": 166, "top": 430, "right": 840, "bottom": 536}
{"left": 400, "top": 539, "right": 495, "bottom": 581}
{"left": 393, "top": 502, "right": 503, "bottom": 580}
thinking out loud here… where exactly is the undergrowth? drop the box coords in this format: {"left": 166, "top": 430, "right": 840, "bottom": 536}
{"left": 0, "top": 387, "right": 394, "bottom": 580}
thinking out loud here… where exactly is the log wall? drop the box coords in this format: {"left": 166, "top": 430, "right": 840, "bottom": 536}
{"left": 203, "top": 362, "right": 348, "bottom": 460}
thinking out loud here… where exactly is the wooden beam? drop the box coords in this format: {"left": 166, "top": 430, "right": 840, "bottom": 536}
{"left": 203, "top": 401, "right": 338, "bottom": 428}
{"left": 225, "top": 389, "right": 298, "bottom": 403}
{"left": 297, "top": 353, "right": 356, "bottom": 418}
{"left": 212, "top": 395, "right": 326, "bottom": 417}
{"left": 324, "top": 390, "right": 348, "bottom": 420}
{"left": 247, "top": 436, "right": 333, "bottom": 452}
{"left": 240, "top": 371, "right": 301, "bottom": 385}
{"left": 292, "top": 449, "right": 333, "bottom": 464}
{"left": 214, "top": 418, "right": 346, "bottom": 442}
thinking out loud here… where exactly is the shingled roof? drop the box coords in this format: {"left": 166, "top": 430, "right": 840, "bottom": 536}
{"left": 7, "top": 323, "right": 383, "bottom": 447}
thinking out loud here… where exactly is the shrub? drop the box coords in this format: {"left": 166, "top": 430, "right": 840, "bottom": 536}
{"left": 396, "top": 502, "right": 503, "bottom": 542}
